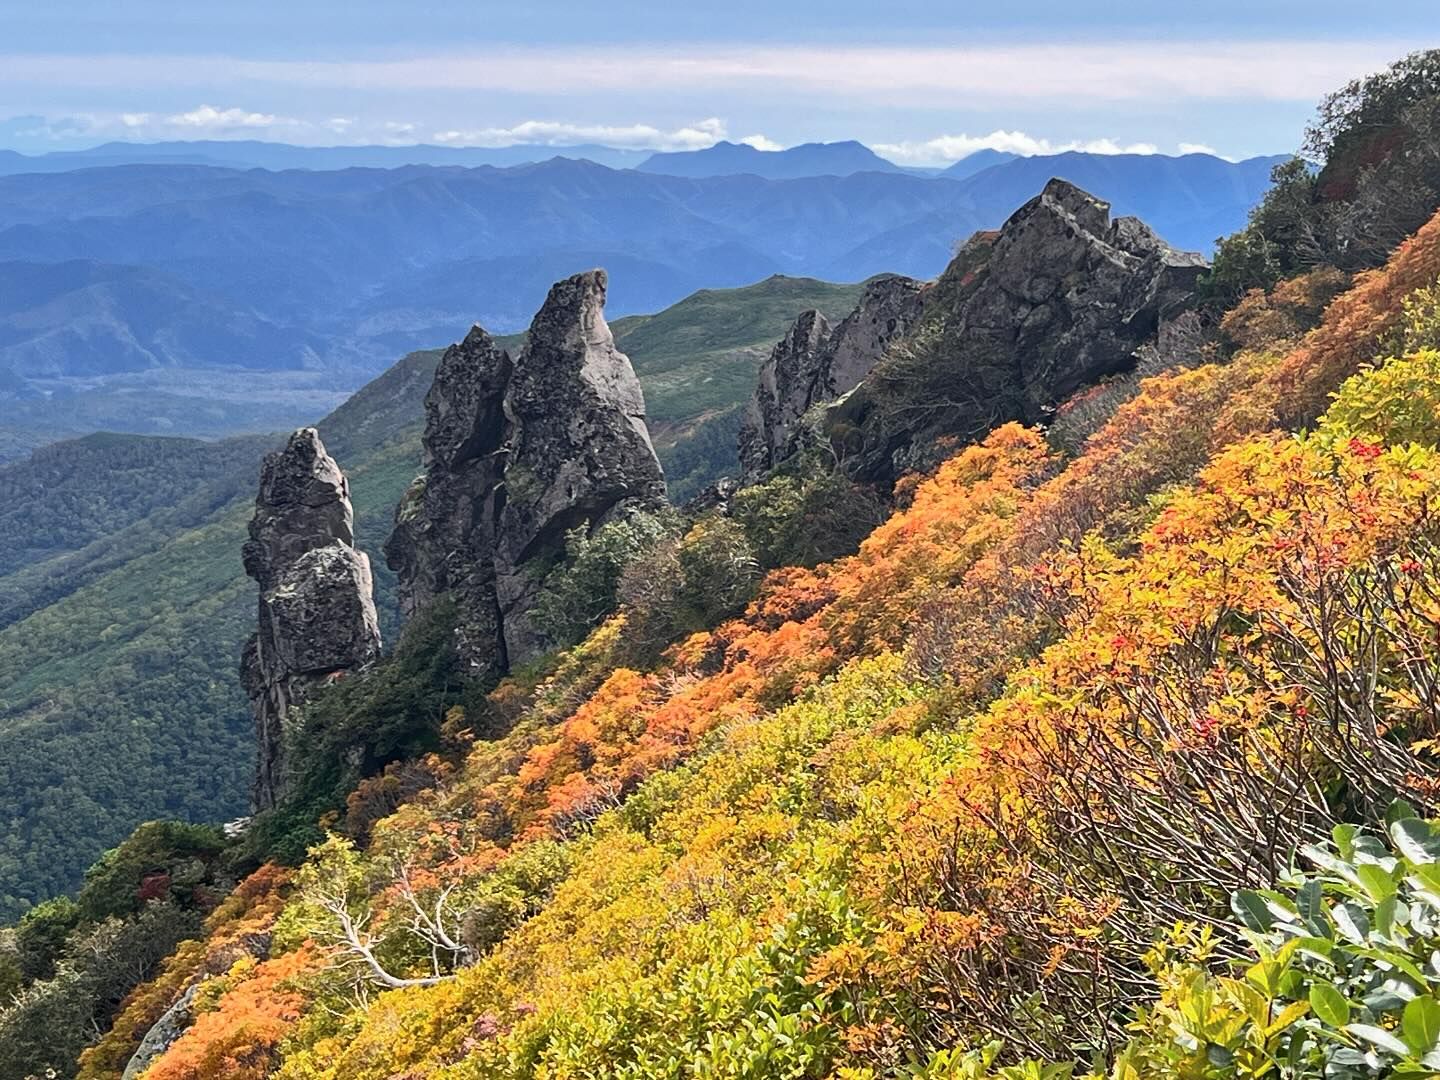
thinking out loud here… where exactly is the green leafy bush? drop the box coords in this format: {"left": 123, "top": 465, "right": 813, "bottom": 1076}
{"left": 532, "top": 509, "right": 681, "bottom": 648}
{"left": 1325, "top": 350, "right": 1440, "bottom": 448}
{"left": 1382, "top": 279, "right": 1440, "bottom": 357}
{"left": 1116, "top": 807, "right": 1440, "bottom": 1079}
{"left": 730, "top": 466, "right": 887, "bottom": 570}
{"left": 12, "top": 897, "right": 79, "bottom": 982}
{"left": 0, "top": 902, "right": 199, "bottom": 1080}
{"left": 616, "top": 517, "right": 760, "bottom": 664}
{"left": 76, "top": 820, "right": 226, "bottom": 923}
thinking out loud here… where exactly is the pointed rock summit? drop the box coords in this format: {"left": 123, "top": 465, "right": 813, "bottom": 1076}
{"left": 241, "top": 428, "right": 380, "bottom": 811}
{"left": 386, "top": 324, "right": 512, "bottom": 678}
{"left": 802, "top": 178, "right": 1208, "bottom": 482}
{"left": 385, "top": 269, "right": 666, "bottom": 679}
{"left": 739, "top": 274, "right": 926, "bottom": 481}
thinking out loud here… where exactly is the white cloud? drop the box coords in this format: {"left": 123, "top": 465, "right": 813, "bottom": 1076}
{"left": 119, "top": 112, "right": 150, "bottom": 128}
{"left": 166, "top": 104, "right": 287, "bottom": 130}
{"left": 430, "top": 117, "right": 731, "bottom": 151}
{"left": 738, "top": 133, "right": 784, "bottom": 151}
{"left": 326, "top": 117, "right": 356, "bottom": 134}
{"left": 874, "top": 130, "right": 1165, "bottom": 166}
{"left": 1176, "top": 141, "right": 1239, "bottom": 160}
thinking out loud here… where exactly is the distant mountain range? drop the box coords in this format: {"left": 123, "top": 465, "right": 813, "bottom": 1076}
{"left": 637, "top": 139, "right": 907, "bottom": 179}
{"left": 0, "top": 146, "right": 1286, "bottom": 452}
{"left": 0, "top": 139, "right": 652, "bottom": 174}
{"left": 941, "top": 148, "right": 1021, "bottom": 179}
{"left": 0, "top": 260, "right": 312, "bottom": 378}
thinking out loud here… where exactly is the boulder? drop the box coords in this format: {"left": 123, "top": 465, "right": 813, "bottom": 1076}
{"left": 242, "top": 428, "right": 380, "bottom": 810}
{"left": 122, "top": 983, "right": 200, "bottom": 1080}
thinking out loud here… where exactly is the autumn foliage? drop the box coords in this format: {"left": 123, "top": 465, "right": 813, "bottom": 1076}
{"left": 100, "top": 208, "right": 1440, "bottom": 1078}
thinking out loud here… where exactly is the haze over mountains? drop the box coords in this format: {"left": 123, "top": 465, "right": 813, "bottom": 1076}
{"left": 0, "top": 139, "right": 1284, "bottom": 461}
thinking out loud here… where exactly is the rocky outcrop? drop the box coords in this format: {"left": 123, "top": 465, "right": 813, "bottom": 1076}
{"left": 385, "top": 325, "right": 512, "bottom": 681}
{"left": 385, "top": 269, "right": 666, "bottom": 678}
{"left": 821, "top": 179, "right": 1207, "bottom": 482}
{"left": 123, "top": 983, "right": 200, "bottom": 1079}
{"left": 738, "top": 275, "right": 925, "bottom": 482}
{"left": 242, "top": 428, "right": 380, "bottom": 810}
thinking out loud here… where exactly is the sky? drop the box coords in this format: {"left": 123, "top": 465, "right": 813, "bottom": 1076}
{"left": 1, "top": 1, "right": 1438, "bottom": 164}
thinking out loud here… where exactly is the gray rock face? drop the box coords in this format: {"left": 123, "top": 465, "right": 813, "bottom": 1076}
{"left": 822, "top": 179, "right": 1207, "bottom": 482}
{"left": 242, "top": 428, "right": 380, "bottom": 810}
{"left": 123, "top": 983, "right": 200, "bottom": 1080}
{"left": 385, "top": 325, "right": 512, "bottom": 681}
{"left": 385, "top": 269, "right": 665, "bottom": 677}
{"left": 738, "top": 275, "right": 925, "bottom": 482}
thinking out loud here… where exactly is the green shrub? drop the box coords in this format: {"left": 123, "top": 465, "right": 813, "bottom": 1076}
{"left": 1114, "top": 806, "right": 1440, "bottom": 1079}
{"left": 13, "top": 897, "right": 79, "bottom": 982}
{"left": 730, "top": 466, "right": 887, "bottom": 570}
{"left": 616, "top": 518, "right": 760, "bottom": 664}
{"left": 1325, "top": 350, "right": 1440, "bottom": 448}
{"left": 76, "top": 820, "right": 226, "bottom": 923}
{"left": 1382, "top": 279, "right": 1440, "bottom": 357}
{"left": 532, "top": 509, "right": 682, "bottom": 648}
{"left": 0, "top": 902, "right": 199, "bottom": 1080}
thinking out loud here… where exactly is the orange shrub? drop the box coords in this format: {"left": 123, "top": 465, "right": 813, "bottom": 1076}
{"left": 142, "top": 946, "right": 314, "bottom": 1080}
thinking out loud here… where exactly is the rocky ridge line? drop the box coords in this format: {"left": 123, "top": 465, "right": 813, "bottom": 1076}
{"left": 823, "top": 178, "right": 1209, "bottom": 481}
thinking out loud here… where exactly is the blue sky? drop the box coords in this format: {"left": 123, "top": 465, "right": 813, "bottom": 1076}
{"left": 1, "top": 1, "right": 1438, "bottom": 163}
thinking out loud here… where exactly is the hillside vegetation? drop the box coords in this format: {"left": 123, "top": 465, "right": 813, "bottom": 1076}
{"left": 8, "top": 49, "right": 1440, "bottom": 1080}
{"left": 0, "top": 277, "right": 862, "bottom": 918}
{"left": 64, "top": 206, "right": 1440, "bottom": 1079}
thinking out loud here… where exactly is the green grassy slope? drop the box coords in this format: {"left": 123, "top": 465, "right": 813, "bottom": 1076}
{"left": 612, "top": 275, "right": 866, "bottom": 442}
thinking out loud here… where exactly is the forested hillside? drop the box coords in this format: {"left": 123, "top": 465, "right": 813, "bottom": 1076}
{"left": 0, "top": 276, "right": 862, "bottom": 918}
{"left": 0, "top": 394, "right": 423, "bottom": 919}
{"left": 6, "top": 45, "right": 1440, "bottom": 1080}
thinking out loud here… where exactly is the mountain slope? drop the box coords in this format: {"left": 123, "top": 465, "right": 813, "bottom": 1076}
{"left": 610, "top": 274, "right": 868, "bottom": 435}
{"left": 0, "top": 387, "right": 425, "bottom": 918}
{"left": 0, "top": 274, "right": 865, "bottom": 916}
{"left": 0, "top": 260, "right": 313, "bottom": 377}
{"left": 0, "top": 432, "right": 273, "bottom": 581}
{"left": 89, "top": 183, "right": 1440, "bottom": 1080}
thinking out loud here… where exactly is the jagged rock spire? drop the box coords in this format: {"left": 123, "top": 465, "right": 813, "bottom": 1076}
{"left": 813, "top": 178, "right": 1209, "bottom": 483}
{"left": 495, "top": 269, "right": 667, "bottom": 660}
{"left": 738, "top": 275, "right": 926, "bottom": 482}
{"left": 385, "top": 325, "right": 512, "bottom": 681}
{"left": 241, "top": 428, "right": 380, "bottom": 811}
{"left": 385, "top": 268, "right": 666, "bottom": 679}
